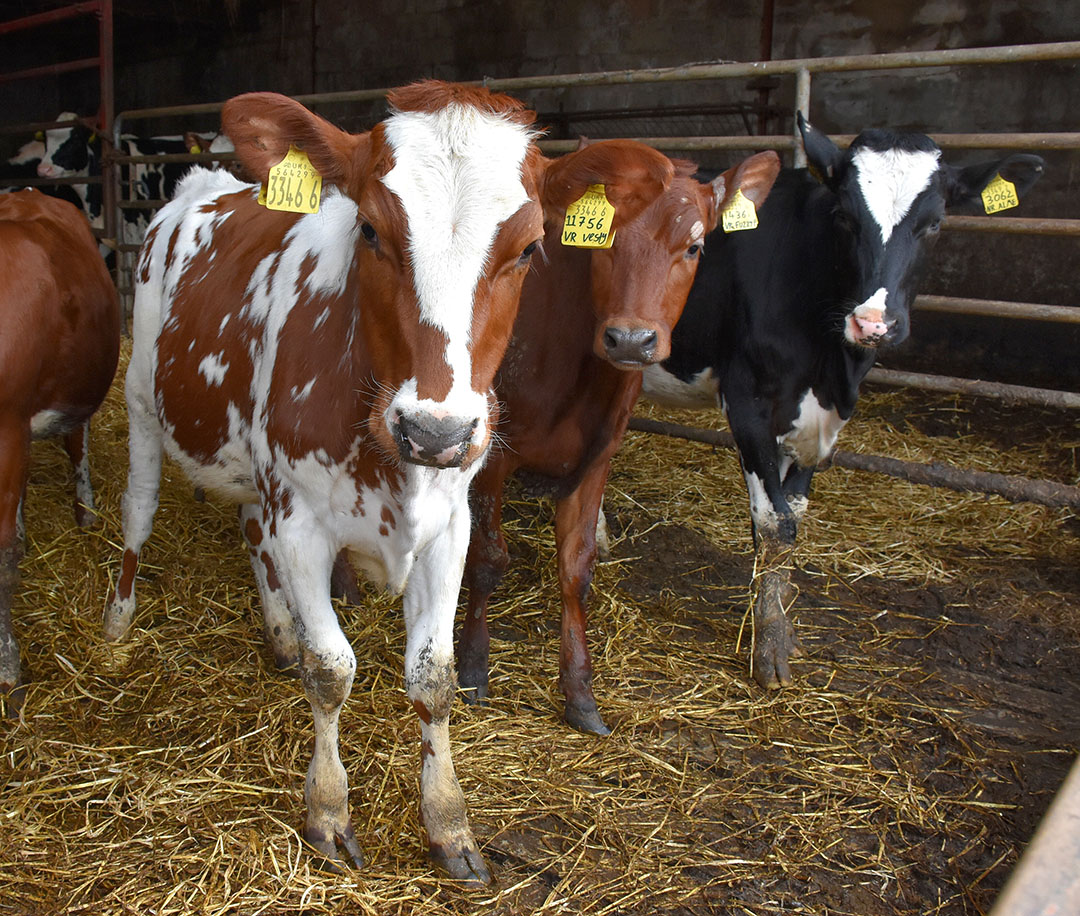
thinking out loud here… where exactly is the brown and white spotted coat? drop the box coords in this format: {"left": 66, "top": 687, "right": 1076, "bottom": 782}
{"left": 105, "top": 83, "right": 553, "bottom": 884}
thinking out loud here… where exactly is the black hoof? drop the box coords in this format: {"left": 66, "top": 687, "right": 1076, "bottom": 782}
{"left": 564, "top": 700, "right": 611, "bottom": 736}
{"left": 430, "top": 841, "right": 493, "bottom": 886}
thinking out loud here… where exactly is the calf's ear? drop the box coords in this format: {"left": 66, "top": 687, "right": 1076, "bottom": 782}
{"left": 798, "top": 112, "right": 844, "bottom": 186}
{"left": 943, "top": 153, "right": 1045, "bottom": 210}
{"left": 540, "top": 139, "right": 674, "bottom": 227}
{"left": 221, "top": 92, "right": 368, "bottom": 189}
{"left": 709, "top": 150, "right": 782, "bottom": 224}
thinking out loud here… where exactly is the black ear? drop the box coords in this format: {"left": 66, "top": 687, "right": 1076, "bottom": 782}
{"left": 943, "top": 153, "right": 1045, "bottom": 211}
{"left": 798, "top": 111, "right": 844, "bottom": 185}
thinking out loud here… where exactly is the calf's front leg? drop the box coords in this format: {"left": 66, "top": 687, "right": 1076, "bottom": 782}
{"left": 406, "top": 507, "right": 491, "bottom": 884}
{"left": 267, "top": 518, "right": 364, "bottom": 869}
{"left": 554, "top": 459, "right": 612, "bottom": 736}
{"left": 727, "top": 401, "right": 804, "bottom": 689}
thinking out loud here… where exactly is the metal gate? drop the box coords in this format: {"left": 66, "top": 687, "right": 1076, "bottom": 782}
{"left": 94, "top": 40, "right": 1080, "bottom": 508}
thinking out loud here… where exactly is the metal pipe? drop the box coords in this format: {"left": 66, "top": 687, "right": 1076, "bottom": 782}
{"left": 114, "top": 41, "right": 1080, "bottom": 126}
{"left": 793, "top": 68, "right": 811, "bottom": 167}
{"left": 0, "top": 1, "right": 101, "bottom": 35}
{"left": 942, "top": 216, "right": 1080, "bottom": 236}
{"left": 100, "top": 0, "right": 115, "bottom": 287}
{"left": 865, "top": 368, "right": 1080, "bottom": 410}
{"left": 0, "top": 57, "right": 102, "bottom": 85}
{"left": 990, "top": 756, "right": 1080, "bottom": 916}
{"left": 913, "top": 295, "right": 1080, "bottom": 324}
{"left": 626, "top": 417, "right": 1080, "bottom": 509}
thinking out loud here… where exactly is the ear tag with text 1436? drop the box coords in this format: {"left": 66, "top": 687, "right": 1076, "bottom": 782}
{"left": 722, "top": 188, "right": 758, "bottom": 232}
{"left": 561, "top": 184, "right": 616, "bottom": 248}
{"left": 258, "top": 145, "right": 322, "bottom": 214}
{"left": 980, "top": 174, "right": 1019, "bottom": 214}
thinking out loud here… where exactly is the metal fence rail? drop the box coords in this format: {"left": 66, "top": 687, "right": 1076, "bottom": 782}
{"left": 107, "top": 40, "right": 1079, "bottom": 421}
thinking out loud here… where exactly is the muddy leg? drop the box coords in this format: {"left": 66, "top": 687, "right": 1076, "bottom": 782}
{"left": 750, "top": 538, "right": 803, "bottom": 689}
{"left": 0, "top": 423, "right": 29, "bottom": 694}
{"left": 408, "top": 503, "right": 491, "bottom": 884}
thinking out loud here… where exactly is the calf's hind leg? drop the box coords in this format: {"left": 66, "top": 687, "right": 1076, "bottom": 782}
{"left": 0, "top": 422, "right": 29, "bottom": 692}
{"left": 64, "top": 420, "right": 97, "bottom": 529}
{"left": 239, "top": 503, "right": 300, "bottom": 673}
{"left": 104, "top": 390, "right": 162, "bottom": 642}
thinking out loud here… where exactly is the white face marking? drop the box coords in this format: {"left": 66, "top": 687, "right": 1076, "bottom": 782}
{"left": 852, "top": 147, "right": 941, "bottom": 245}
{"left": 779, "top": 389, "right": 848, "bottom": 469}
{"left": 381, "top": 103, "right": 533, "bottom": 410}
{"left": 690, "top": 219, "right": 705, "bottom": 240}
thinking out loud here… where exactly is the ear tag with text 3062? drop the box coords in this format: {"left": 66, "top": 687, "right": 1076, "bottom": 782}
{"left": 561, "top": 184, "right": 616, "bottom": 248}
{"left": 258, "top": 145, "right": 322, "bottom": 214}
{"left": 981, "top": 174, "right": 1019, "bottom": 214}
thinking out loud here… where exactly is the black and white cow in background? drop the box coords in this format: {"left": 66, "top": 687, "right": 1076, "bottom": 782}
{"left": 641, "top": 113, "right": 1044, "bottom": 689}
{"left": 33, "top": 113, "right": 204, "bottom": 245}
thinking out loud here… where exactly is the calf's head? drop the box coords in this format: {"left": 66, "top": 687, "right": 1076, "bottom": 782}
{"left": 799, "top": 113, "right": 1044, "bottom": 350}
{"left": 37, "top": 113, "right": 96, "bottom": 179}
{"left": 224, "top": 84, "right": 545, "bottom": 471}
{"left": 543, "top": 142, "right": 780, "bottom": 368}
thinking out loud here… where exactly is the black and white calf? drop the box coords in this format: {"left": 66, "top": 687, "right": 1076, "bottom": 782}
{"left": 35, "top": 115, "right": 198, "bottom": 244}
{"left": 642, "top": 114, "right": 1044, "bottom": 689}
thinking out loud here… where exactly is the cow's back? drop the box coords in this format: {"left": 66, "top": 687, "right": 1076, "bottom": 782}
{"left": 0, "top": 191, "right": 118, "bottom": 427}
{"left": 131, "top": 167, "right": 369, "bottom": 501}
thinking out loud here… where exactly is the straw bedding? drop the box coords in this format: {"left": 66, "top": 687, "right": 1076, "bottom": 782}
{"left": 1, "top": 341, "right": 1076, "bottom": 915}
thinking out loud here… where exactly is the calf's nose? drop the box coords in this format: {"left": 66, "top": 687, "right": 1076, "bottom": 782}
{"left": 395, "top": 411, "right": 478, "bottom": 468}
{"left": 602, "top": 326, "right": 659, "bottom": 366}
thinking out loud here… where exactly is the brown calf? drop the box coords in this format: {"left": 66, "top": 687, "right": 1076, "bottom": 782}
{"left": 457, "top": 149, "right": 781, "bottom": 734}
{"left": 0, "top": 190, "right": 119, "bottom": 699}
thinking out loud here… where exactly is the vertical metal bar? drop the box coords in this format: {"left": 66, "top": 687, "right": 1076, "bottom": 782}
{"left": 756, "top": 0, "right": 775, "bottom": 135}
{"left": 793, "top": 67, "right": 811, "bottom": 167}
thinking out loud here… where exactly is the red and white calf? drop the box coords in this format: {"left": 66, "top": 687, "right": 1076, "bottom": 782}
{"left": 0, "top": 191, "right": 119, "bottom": 697}
{"left": 105, "top": 84, "right": 670, "bottom": 881}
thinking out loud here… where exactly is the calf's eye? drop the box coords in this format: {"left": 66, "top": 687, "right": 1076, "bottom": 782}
{"left": 360, "top": 221, "right": 377, "bottom": 245}
{"left": 518, "top": 239, "right": 540, "bottom": 264}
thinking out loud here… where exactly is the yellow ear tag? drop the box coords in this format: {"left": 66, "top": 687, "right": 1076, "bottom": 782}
{"left": 259, "top": 145, "right": 322, "bottom": 214}
{"left": 561, "top": 183, "right": 616, "bottom": 249}
{"left": 189, "top": 144, "right": 202, "bottom": 155}
{"left": 722, "top": 188, "right": 759, "bottom": 232}
{"left": 981, "top": 174, "right": 1019, "bottom": 214}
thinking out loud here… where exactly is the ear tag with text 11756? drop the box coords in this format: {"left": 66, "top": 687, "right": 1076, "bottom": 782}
{"left": 561, "top": 184, "right": 616, "bottom": 248}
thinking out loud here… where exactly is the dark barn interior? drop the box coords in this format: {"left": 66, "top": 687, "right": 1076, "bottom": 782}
{"left": 0, "top": 3, "right": 1077, "bottom": 915}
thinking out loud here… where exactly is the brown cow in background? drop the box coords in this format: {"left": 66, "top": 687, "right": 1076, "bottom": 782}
{"left": 0, "top": 190, "right": 119, "bottom": 700}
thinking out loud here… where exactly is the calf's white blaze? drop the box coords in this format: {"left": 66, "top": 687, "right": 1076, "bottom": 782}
{"left": 381, "top": 103, "right": 534, "bottom": 427}
{"left": 852, "top": 146, "right": 940, "bottom": 245}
